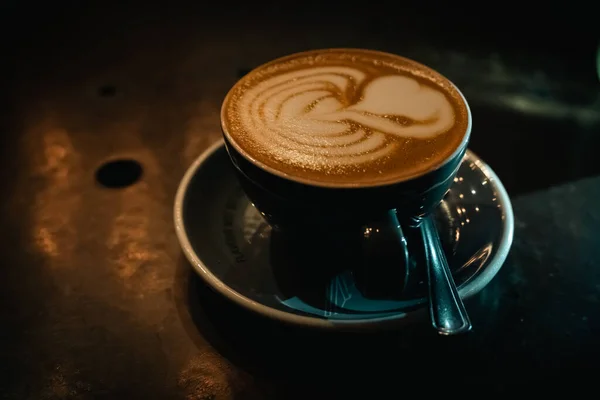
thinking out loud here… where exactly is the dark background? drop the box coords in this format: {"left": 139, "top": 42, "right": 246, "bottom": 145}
{"left": 1, "top": 1, "right": 599, "bottom": 398}
{"left": 3, "top": 1, "right": 599, "bottom": 195}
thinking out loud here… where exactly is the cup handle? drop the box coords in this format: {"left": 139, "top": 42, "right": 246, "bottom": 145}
{"left": 412, "top": 214, "right": 472, "bottom": 335}
{"left": 359, "top": 210, "right": 411, "bottom": 298}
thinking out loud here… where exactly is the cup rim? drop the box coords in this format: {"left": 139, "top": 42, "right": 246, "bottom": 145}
{"left": 220, "top": 47, "right": 473, "bottom": 189}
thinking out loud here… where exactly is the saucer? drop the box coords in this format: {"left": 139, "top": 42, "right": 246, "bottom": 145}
{"left": 174, "top": 140, "right": 514, "bottom": 330}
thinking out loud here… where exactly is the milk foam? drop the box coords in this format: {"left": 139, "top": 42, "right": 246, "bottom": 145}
{"left": 235, "top": 66, "right": 455, "bottom": 170}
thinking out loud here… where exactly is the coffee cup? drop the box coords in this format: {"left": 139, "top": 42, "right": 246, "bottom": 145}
{"left": 220, "top": 48, "right": 472, "bottom": 334}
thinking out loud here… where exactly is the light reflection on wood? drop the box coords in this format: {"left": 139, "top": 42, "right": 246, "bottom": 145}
{"left": 106, "top": 147, "right": 173, "bottom": 294}
{"left": 30, "top": 124, "right": 82, "bottom": 263}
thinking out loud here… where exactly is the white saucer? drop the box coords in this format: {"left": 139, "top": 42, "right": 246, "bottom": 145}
{"left": 174, "top": 140, "right": 514, "bottom": 331}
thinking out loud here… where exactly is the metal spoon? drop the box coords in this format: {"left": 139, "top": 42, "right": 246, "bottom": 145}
{"left": 419, "top": 215, "right": 472, "bottom": 335}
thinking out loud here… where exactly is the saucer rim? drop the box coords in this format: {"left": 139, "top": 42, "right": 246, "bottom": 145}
{"left": 174, "top": 139, "right": 514, "bottom": 330}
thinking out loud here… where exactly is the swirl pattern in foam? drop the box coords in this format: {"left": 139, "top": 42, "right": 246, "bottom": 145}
{"left": 222, "top": 49, "right": 470, "bottom": 186}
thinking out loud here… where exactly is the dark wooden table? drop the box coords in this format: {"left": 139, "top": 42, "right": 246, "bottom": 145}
{"left": 2, "top": 2, "right": 599, "bottom": 398}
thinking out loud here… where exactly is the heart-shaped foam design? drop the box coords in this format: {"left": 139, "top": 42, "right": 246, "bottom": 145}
{"left": 350, "top": 76, "right": 448, "bottom": 120}
{"left": 314, "top": 75, "right": 455, "bottom": 138}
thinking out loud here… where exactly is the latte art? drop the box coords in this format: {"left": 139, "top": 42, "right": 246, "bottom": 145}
{"left": 222, "top": 49, "right": 470, "bottom": 186}
{"left": 239, "top": 67, "right": 455, "bottom": 168}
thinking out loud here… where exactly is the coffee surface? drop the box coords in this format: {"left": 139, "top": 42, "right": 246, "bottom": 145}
{"left": 222, "top": 49, "right": 470, "bottom": 187}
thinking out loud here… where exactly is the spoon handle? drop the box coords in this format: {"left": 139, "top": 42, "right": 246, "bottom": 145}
{"left": 420, "top": 215, "right": 472, "bottom": 335}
